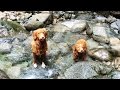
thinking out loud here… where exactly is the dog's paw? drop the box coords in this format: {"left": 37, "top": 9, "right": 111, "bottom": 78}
{"left": 33, "top": 63, "right": 37, "bottom": 68}
{"left": 41, "top": 62, "right": 46, "bottom": 68}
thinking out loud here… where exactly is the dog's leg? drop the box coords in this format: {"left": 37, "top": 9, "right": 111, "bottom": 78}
{"left": 82, "top": 52, "right": 86, "bottom": 61}
{"left": 33, "top": 53, "right": 38, "bottom": 68}
{"left": 73, "top": 51, "right": 79, "bottom": 62}
{"left": 41, "top": 53, "right": 48, "bottom": 68}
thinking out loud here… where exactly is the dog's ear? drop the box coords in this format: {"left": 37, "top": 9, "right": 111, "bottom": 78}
{"left": 43, "top": 28, "right": 48, "bottom": 38}
{"left": 32, "top": 31, "right": 37, "bottom": 40}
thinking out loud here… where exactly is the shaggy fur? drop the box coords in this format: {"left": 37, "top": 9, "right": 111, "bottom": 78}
{"left": 72, "top": 39, "right": 87, "bottom": 62}
{"left": 31, "top": 28, "right": 48, "bottom": 68}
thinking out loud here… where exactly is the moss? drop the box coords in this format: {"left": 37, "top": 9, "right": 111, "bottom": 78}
{"left": 0, "top": 20, "right": 29, "bottom": 34}
{"left": 0, "top": 54, "right": 8, "bottom": 61}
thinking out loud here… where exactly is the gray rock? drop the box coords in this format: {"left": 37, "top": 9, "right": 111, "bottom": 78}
{"left": 58, "top": 43, "right": 70, "bottom": 55}
{"left": 19, "top": 66, "right": 59, "bottom": 79}
{"left": 71, "top": 20, "right": 87, "bottom": 33}
{"left": 106, "top": 15, "right": 116, "bottom": 23}
{"left": 111, "top": 21, "right": 119, "bottom": 30}
{"left": 92, "top": 35, "right": 110, "bottom": 44}
{"left": 0, "top": 60, "right": 12, "bottom": 72}
{"left": 0, "top": 26, "right": 9, "bottom": 37}
{"left": 110, "top": 71, "right": 120, "bottom": 79}
{"left": 0, "top": 69, "right": 9, "bottom": 79}
{"left": 86, "top": 24, "right": 93, "bottom": 36}
{"left": 0, "top": 42, "right": 12, "bottom": 54}
{"left": 64, "top": 61, "right": 113, "bottom": 79}
{"left": 61, "top": 19, "right": 80, "bottom": 28}
{"left": 52, "top": 32, "right": 65, "bottom": 43}
{"left": 92, "top": 24, "right": 108, "bottom": 38}
{"left": 88, "top": 48, "right": 113, "bottom": 62}
{"left": 110, "top": 37, "right": 120, "bottom": 45}
{"left": 6, "top": 62, "right": 28, "bottom": 79}
{"left": 53, "top": 23, "right": 70, "bottom": 32}
{"left": 76, "top": 13, "right": 94, "bottom": 20}
{"left": 6, "top": 44, "right": 31, "bottom": 64}
{"left": 14, "top": 32, "right": 28, "bottom": 42}
{"left": 110, "top": 46, "right": 120, "bottom": 56}
{"left": 24, "top": 12, "right": 52, "bottom": 30}
{"left": 64, "top": 33, "right": 87, "bottom": 46}
{"left": 47, "top": 40, "right": 60, "bottom": 61}
{"left": 111, "top": 57, "right": 120, "bottom": 70}
{"left": 95, "top": 16, "right": 107, "bottom": 23}
{"left": 87, "top": 38, "right": 99, "bottom": 50}
{"left": 54, "top": 54, "right": 74, "bottom": 74}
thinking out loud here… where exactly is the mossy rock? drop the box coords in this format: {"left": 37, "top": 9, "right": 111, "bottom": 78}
{"left": 0, "top": 20, "right": 29, "bottom": 34}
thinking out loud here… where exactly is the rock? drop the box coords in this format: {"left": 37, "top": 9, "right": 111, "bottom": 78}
{"left": 76, "top": 13, "right": 94, "bottom": 20}
{"left": 106, "top": 15, "right": 116, "bottom": 23}
{"left": 3, "top": 20, "right": 27, "bottom": 33}
{"left": 54, "top": 54, "right": 74, "bottom": 74}
{"left": 110, "top": 11, "right": 120, "bottom": 18}
{"left": 6, "top": 44, "right": 31, "bottom": 64}
{"left": 58, "top": 43, "right": 70, "bottom": 55}
{"left": 0, "top": 42, "right": 12, "bottom": 54}
{"left": 87, "top": 38, "right": 99, "bottom": 50}
{"left": 64, "top": 61, "right": 113, "bottom": 79}
{"left": 64, "top": 13, "right": 72, "bottom": 19}
{"left": 53, "top": 23, "right": 70, "bottom": 32}
{"left": 111, "top": 21, "right": 119, "bottom": 30}
{"left": 110, "top": 37, "right": 120, "bottom": 45}
{"left": 111, "top": 57, "right": 120, "bottom": 70}
{"left": 86, "top": 24, "right": 93, "bottom": 36}
{"left": 92, "top": 23, "right": 108, "bottom": 38}
{"left": 52, "top": 32, "right": 65, "bottom": 43}
{"left": 24, "top": 12, "right": 52, "bottom": 30}
{"left": 22, "top": 36, "right": 33, "bottom": 53}
{"left": 88, "top": 48, "right": 113, "bottom": 62}
{"left": 19, "top": 66, "right": 59, "bottom": 79}
{"left": 6, "top": 62, "right": 28, "bottom": 79}
{"left": 92, "top": 35, "right": 110, "bottom": 44}
{"left": 0, "top": 61, "right": 12, "bottom": 72}
{"left": 110, "top": 46, "right": 120, "bottom": 56}
{"left": 0, "top": 26, "right": 9, "bottom": 37}
{"left": 47, "top": 40, "right": 60, "bottom": 61}
{"left": 95, "top": 16, "right": 107, "bottom": 23}
{"left": 110, "top": 71, "right": 120, "bottom": 79}
{"left": 64, "top": 33, "right": 87, "bottom": 46}
{"left": 7, "top": 66, "right": 21, "bottom": 79}
{"left": 0, "top": 38, "right": 13, "bottom": 44}
{"left": 89, "top": 75, "right": 111, "bottom": 79}
{"left": 14, "top": 32, "right": 28, "bottom": 42}
{"left": 0, "top": 69, "right": 9, "bottom": 79}
{"left": 71, "top": 20, "right": 87, "bottom": 33}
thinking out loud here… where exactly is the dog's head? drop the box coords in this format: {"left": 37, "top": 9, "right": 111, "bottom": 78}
{"left": 75, "top": 43, "right": 87, "bottom": 53}
{"left": 33, "top": 28, "right": 48, "bottom": 41}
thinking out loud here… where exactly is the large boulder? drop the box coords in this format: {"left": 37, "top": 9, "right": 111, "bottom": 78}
{"left": 64, "top": 61, "right": 113, "bottom": 79}
{"left": 24, "top": 11, "right": 52, "bottom": 30}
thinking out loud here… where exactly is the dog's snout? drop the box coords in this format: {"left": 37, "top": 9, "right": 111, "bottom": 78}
{"left": 39, "top": 33, "right": 45, "bottom": 40}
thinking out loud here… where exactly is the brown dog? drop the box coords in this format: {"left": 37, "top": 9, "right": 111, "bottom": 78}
{"left": 31, "top": 28, "right": 48, "bottom": 68}
{"left": 72, "top": 39, "right": 87, "bottom": 62}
